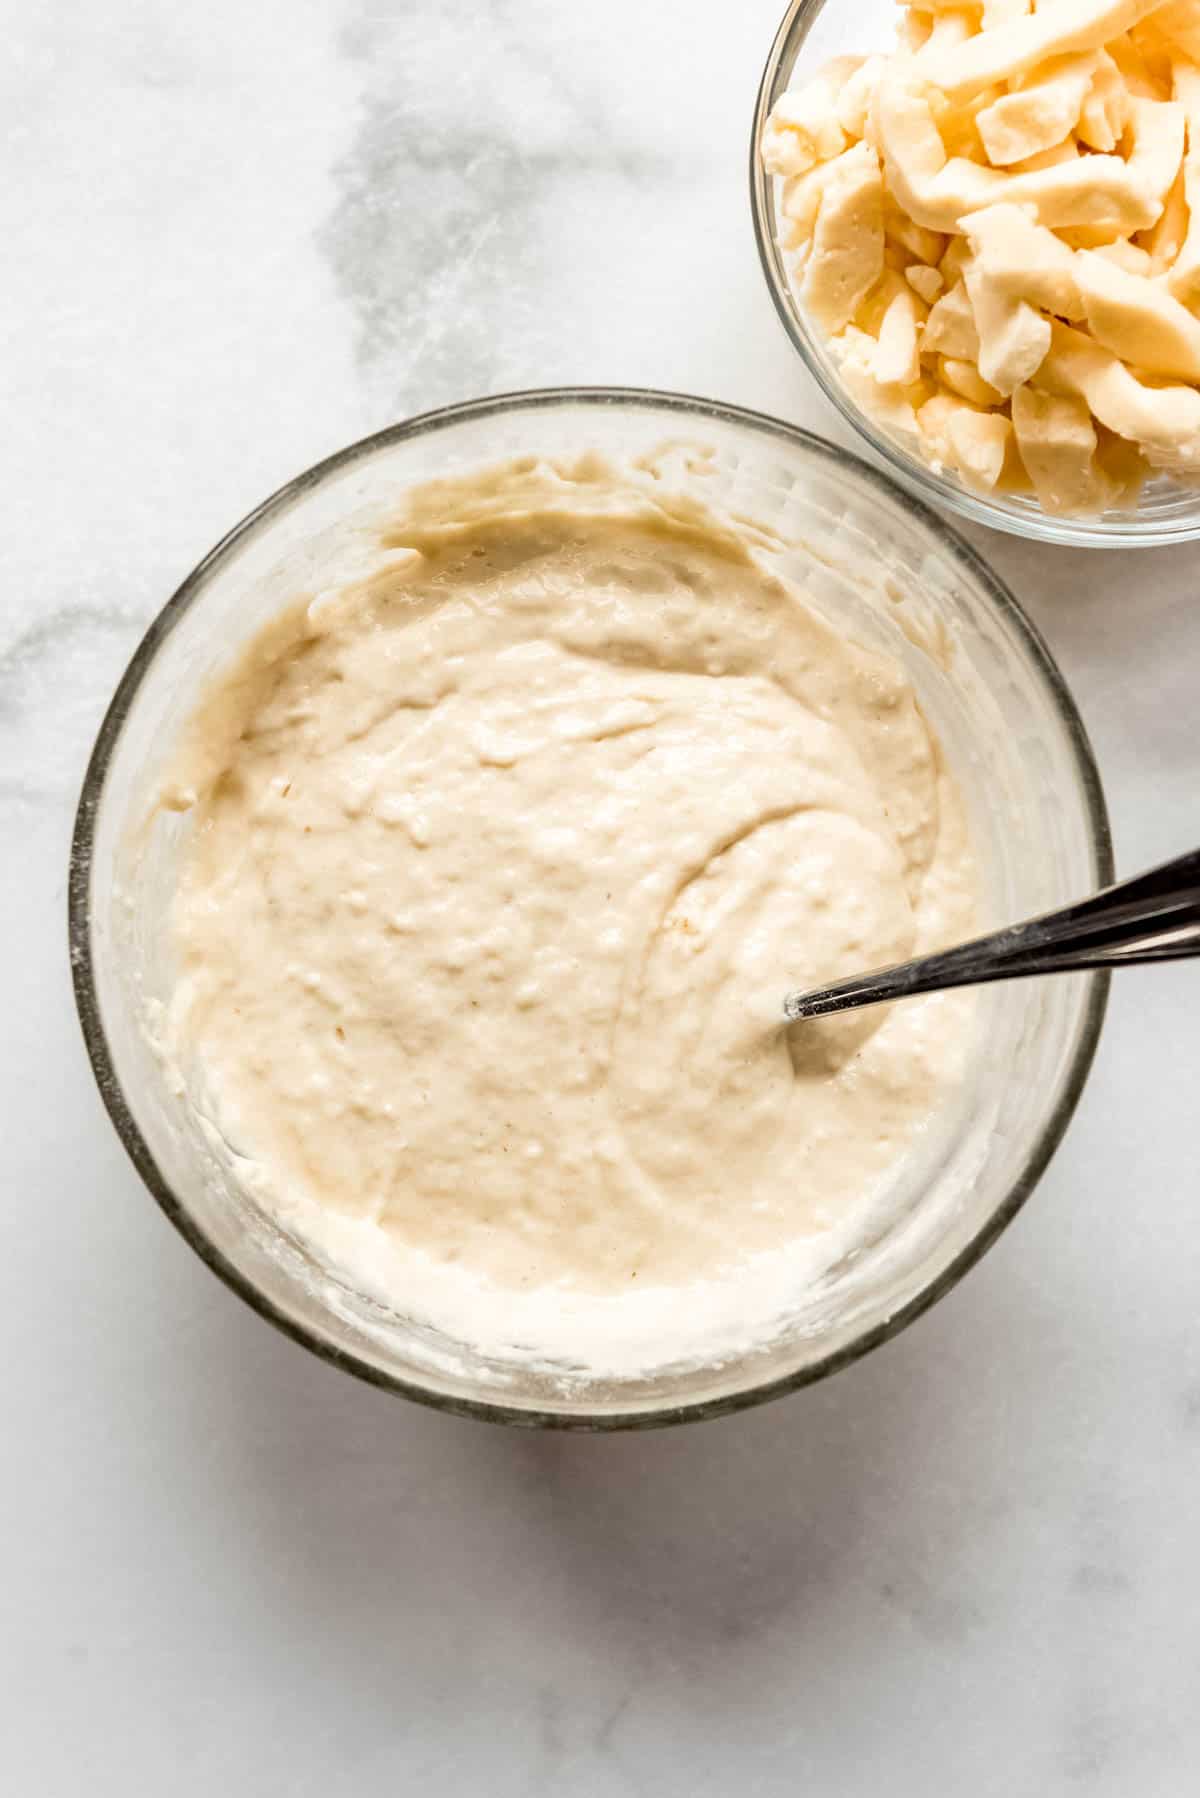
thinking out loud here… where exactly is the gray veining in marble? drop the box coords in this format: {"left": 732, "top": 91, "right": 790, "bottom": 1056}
{"left": 325, "top": 2, "right": 676, "bottom": 401}
{"left": 4, "top": 2, "right": 1200, "bottom": 1792}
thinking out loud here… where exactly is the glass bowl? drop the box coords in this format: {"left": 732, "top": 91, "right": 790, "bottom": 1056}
{"left": 70, "top": 388, "right": 1111, "bottom": 1429}
{"left": 751, "top": 0, "right": 1200, "bottom": 548}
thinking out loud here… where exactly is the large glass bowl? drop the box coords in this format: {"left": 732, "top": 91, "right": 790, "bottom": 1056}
{"left": 751, "top": 0, "right": 1200, "bottom": 548}
{"left": 70, "top": 389, "right": 1111, "bottom": 1428}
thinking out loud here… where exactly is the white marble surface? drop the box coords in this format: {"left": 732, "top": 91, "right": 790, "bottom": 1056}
{"left": 5, "top": 2, "right": 1200, "bottom": 1790}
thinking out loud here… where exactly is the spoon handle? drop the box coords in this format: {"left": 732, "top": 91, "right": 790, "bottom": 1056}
{"left": 783, "top": 848, "right": 1200, "bottom": 1023}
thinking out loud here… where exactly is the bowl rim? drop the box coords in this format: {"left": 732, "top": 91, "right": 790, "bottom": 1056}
{"left": 749, "top": 0, "right": 1200, "bottom": 549}
{"left": 68, "top": 385, "right": 1113, "bottom": 1430}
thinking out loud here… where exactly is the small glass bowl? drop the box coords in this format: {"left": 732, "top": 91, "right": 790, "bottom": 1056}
{"left": 70, "top": 389, "right": 1111, "bottom": 1429}
{"left": 751, "top": 0, "right": 1200, "bottom": 548}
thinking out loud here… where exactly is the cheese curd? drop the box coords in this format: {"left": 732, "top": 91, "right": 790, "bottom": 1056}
{"left": 762, "top": 0, "right": 1200, "bottom": 513}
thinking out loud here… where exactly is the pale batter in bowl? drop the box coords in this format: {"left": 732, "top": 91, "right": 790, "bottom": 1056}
{"left": 71, "top": 392, "right": 1108, "bottom": 1424}
{"left": 159, "top": 453, "right": 977, "bottom": 1368}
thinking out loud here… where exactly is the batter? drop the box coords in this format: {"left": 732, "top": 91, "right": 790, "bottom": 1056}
{"left": 162, "top": 455, "right": 977, "bottom": 1365}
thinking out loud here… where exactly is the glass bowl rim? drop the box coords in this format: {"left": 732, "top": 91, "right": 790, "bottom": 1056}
{"left": 749, "top": 0, "right": 1200, "bottom": 549}
{"left": 68, "top": 384, "right": 1113, "bottom": 1430}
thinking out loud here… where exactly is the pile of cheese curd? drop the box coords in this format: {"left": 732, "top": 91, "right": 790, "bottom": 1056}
{"left": 763, "top": 0, "right": 1200, "bottom": 512}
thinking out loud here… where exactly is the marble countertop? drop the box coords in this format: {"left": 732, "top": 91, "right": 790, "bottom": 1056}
{"left": 6, "top": 2, "right": 1199, "bottom": 1790}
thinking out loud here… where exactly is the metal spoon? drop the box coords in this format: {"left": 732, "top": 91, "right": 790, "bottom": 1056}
{"left": 783, "top": 848, "right": 1200, "bottom": 1023}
